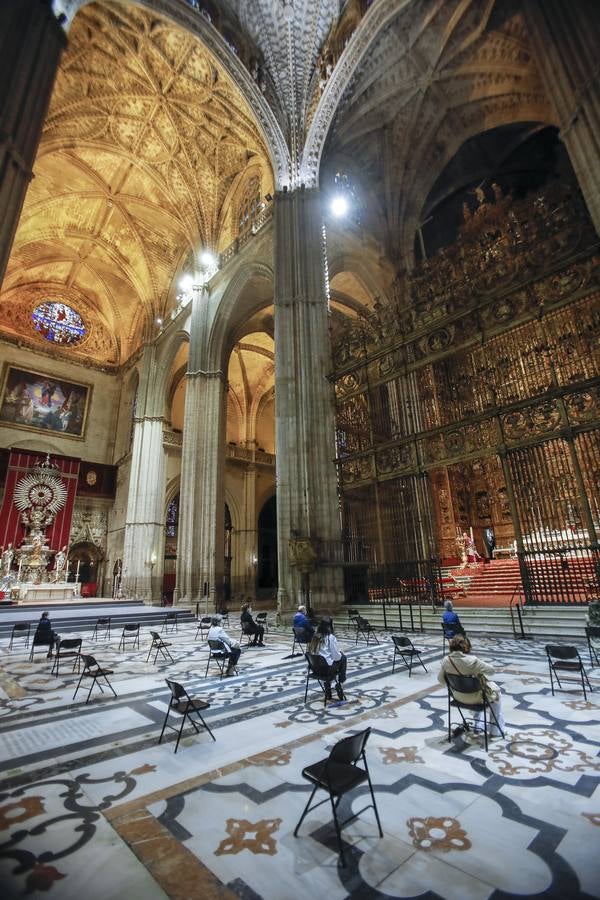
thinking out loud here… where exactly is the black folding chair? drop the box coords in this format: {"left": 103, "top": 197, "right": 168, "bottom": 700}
{"left": 51, "top": 637, "right": 83, "bottom": 677}
{"left": 354, "top": 615, "right": 379, "bottom": 645}
{"left": 217, "top": 609, "right": 230, "bottom": 627}
{"left": 289, "top": 625, "right": 311, "bottom": 658}
{"left": 585, "top": 626, "right": 600, "bottom": 668}
{"left": 256, "top": 611, "right": 269, "bottom": 633}
{"left": 91, "top": 617, "right": 111, "bottom": 642}
{"left": 162, "top": 611, "right": 178, "bottom": 634}
{"left": 240, "top": 621, "right": 255, "bottom": 647}
{"left": 195, "top": 616, "right": 213, "bottom": 640}
{"left": 546, "top": 644, "right": 592, "bottom": 700}
{"left": 147, "top": 630, "right": 175, "bottom": 664}
{"left": 304, "top": 652, "right": 344, "bottom": 705}
{"left": 9, "top": 622, "right": 31, "bottom": 649}
{"left": 73, "top": 654, "right": 117, "bottom": 703}
{"left": 118, "top": 622, "right": 140, "bottom": 651}
{"left": 159, "top": 678, "right": 215, "bottom": 753}
{"left": 294, "top": 727, "right": 382, "bottom": 866}
{"left": 445, "top": 673, "right": 504, "bottom": 752}
{"left": 442, "top": 623, "right": 466, "bottom": 653}
{"left": 392, "top": 634, "right": 428, "bottom": 676}
{"left": 29, "top": 631, "right": 55, "bottom": 661}
{"left": 205, "top": 639, "right": 233, "bottom": 678}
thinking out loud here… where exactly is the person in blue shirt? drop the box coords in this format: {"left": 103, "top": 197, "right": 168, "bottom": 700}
{"left": 293, "top": 604, "right": 314, "bottom": 641}
{"left": 442, "top": 600, "right": 466, "bottom": 638}
{"left": 35, "top": 611, "right": 59, "bottom": 658}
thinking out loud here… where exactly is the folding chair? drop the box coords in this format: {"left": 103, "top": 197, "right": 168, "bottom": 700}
{"left": 586, "top": 626, "right": 600, "bottom": 668}
{"left": 354, "top": 615, "right": 379, "bottom": 645}
{"left": 9, "top": 622, "right": 31, "bottom": 650}
{"left": 240, "top": 620, "right": 256, "bottom": 646}
{"left": 293, "top": 727, "right": 382, "bottom": 866}
{"left": 91, "top": 617, "right": 111, "bottom": 642}
{"left": 118, "top": 622, "right": 140, "bottom": 651}
{"left": 442, "top": 623, "right": 466, "bottom": 653}
{"left": 159, "top": 678, "right": 215, "bottom": 753}
{"left": 255, "top": 611, "right": 268, "bottom": 633}
{"left": 73, "top": 654, "right": 117, "bottom": 703}
{"left": 205, "top": 639, "right": 233, "bottom": 678}
{"left": 217, "top": 609, "right": 230, "bottom": 627}
{"left": 391, "top": 634, "right": 428, "bottom": 676}
{"left": 162, "top": 611, "right": 178, "bottom": 634}
{"left": 304, "top": 652, "right": 344, "bottom": 705}
{"left": 51, "top": 637, "right": 83, "bottom": 677}
{"left": 29, "top": 631, "right": 54, "bottom": 661}
{"left": 195, "top": 616, "right": 213, "bottom": 640}
{"left": 147, "top": 630, "right": 175, "bottom": 664}
{"left": 290, "top": 625, "right": 311, "bottom": 658}
{"left": 445, "top": 673, "right": 504, "bottom": 752}
{"left": 546, "top": 644, "right": 592, "bottom": 700}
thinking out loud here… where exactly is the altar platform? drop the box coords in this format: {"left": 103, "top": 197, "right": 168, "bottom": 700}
{"left": 0, "top": 600, "right": 195, "bottom": 641}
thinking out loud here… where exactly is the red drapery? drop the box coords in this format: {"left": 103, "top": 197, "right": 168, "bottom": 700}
{"left": 0, "top": 450, "right": 80, "bottom": 551}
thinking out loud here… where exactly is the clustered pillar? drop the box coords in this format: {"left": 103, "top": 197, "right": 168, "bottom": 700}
{"left": 0, "top": 0, "right": 66, "bottom": 288}
{"left": 524, "top": 0, "right": 600, "bottom": 237}
{"left": 274, "top": 187, "right": 344, "bottom": 617}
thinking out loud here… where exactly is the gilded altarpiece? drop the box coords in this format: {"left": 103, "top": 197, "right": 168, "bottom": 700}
{"left": 331, "top": 185, "right": 600, "bottom": 603}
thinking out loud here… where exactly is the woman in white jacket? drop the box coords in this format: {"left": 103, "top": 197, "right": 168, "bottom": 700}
{"left": 438, "top": 635, "right": 505, "bottom": 736}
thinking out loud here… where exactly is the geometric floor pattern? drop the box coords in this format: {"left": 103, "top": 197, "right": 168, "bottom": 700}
{"left": 1, "top": 618, "right": 599, "bottom": 899}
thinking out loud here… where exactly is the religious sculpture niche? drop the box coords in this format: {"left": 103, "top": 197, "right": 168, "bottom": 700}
{"left": 12, "top": 455, "right": 67, "bottom": 583}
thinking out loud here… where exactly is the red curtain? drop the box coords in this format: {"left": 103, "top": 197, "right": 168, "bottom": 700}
{"left": 0, "top": 450, "right": 80, "bottom": 551}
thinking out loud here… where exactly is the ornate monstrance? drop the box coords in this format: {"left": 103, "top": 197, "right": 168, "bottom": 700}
{"left": 13, "top": 455, "right": 67, "bottom": 523}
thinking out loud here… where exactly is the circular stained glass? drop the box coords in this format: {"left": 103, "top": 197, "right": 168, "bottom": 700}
{"left": 32, "top": 301, "right": 85, "bottom": 345}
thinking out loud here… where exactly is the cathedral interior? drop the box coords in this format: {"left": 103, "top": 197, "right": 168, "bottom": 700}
{"left": 0, "top": 1, "right": 599, "bottom": 898}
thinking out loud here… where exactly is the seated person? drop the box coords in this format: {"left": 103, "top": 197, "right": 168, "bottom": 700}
{"left": 207, "top": 615, "right": 240, "bottom": 676}
{"left": 308, "top": 619, "right": 346, "bottom": 701}
{"left": 293, "top": 604, "right": 314, "bottom": 641}
{"left": 438, "top": 635, "right": 505, "bottom": 736}
{"left": 586, "top": 600, "right": 600, "bottom": 627}
{"left": 240, "top": 602, "right": 265, "bottom": 646}
{"left": 442, "top": 600, "right": 466, "bottom": 638}
{"left": 34, "top": 611, "right": 59, "bottom": 658}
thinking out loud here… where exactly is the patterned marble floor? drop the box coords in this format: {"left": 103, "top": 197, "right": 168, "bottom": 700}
{"left": 0, "top": 616, "right": 599, "bottom": 899}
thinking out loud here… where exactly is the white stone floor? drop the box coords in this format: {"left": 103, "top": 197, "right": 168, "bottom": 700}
{"left": 0, "top": 617, "right": 599, "bottom": 899}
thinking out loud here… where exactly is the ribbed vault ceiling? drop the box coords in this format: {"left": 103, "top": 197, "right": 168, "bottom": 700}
{"left": 1, "top": 1, "right": 272, "bottom": 367}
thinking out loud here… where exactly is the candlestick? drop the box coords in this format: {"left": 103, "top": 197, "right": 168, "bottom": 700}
{"left": 76, "top": 559, "right": 81, "bottom": 580}
{"left": 469, "top": 526, "right": 474, "bottom": 541}
{"left": 18, "top": 557, "right": 23, "bottom": 581}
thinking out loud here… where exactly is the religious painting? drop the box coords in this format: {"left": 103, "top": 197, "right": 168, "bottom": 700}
{"left": 0, "top": 365, "right": 91, "bottom": 439}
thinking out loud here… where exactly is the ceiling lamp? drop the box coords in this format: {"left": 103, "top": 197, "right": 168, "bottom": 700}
{"left": 330, "top": 195, "right": 349, "bottom": 218}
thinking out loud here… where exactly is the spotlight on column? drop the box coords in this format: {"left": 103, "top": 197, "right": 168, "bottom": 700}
{"left": 179, "top": 274, "right": 193, "bottom": 291}
{"left": 330, "top": 194, "right": 349, "bottom": 218}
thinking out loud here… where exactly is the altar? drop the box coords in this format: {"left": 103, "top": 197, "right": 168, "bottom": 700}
{"left": 18, "top": 582, "right": 81, "bottom": 603}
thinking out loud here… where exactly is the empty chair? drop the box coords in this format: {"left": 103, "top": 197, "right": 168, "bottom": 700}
{"left": 91, "top": 617, "right": 111, "bottom": 642}
{"left": 9, "top": 622, "right": 31, "bottom": 650}
{"left": 51, "top": 637, "right": 83, "bottom": 677}
{"left": 347, "top": 608, "right": 359, "bottom": 626}
{"left": 118, "top": 622, "right": 140, "bottom": 651}
{"left": 294, "top": 727, "right": 382, "bottom": 866}
{"left": 147, "top": 630, "right": 175, "bottom": 664}
{"left": 159, "top": 678, "right": 215, "bottom": 753}
{"left": 205, "top": 639, "right": 233, "bottom": 678}
{"left": 353, "top": 615, "right": 379, "bottom": 645}
{"left": 392, "top": 634, "right": 428, "bottom": 677}
{"left": 546, "top": 644, "right": 592, "bottom": 700}
{"left": 162, "top": 611, "right": 178, "bottom": 634}
{"left": 445, "top": 673, "right": 504, "bottom": 752}
{"left": 586, "top": 625, "right": 600, "bottom": 668}
{"left": 73, "top": 654, "right": 117, "bottom": 703}
{"left": 195, "top": 616, "right": 213, "bottom": 640}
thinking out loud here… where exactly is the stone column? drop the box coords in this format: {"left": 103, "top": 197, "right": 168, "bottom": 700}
{"left": 176, "top": 286, "right": 226, "bottom": 609}
{"left": 122, "top": 347, "right": 166, "bottom": 604}
{"left": 236, "top": 462, "right": 258, "bottom": 596}
{"left": 274, "top": 187, "right": 344, "bottom": 617}
{"left": 0, "top": 0, "right": 66, "bottom": 287}
{"left": 523, "top": 0, "right": 600, "bottom": 235}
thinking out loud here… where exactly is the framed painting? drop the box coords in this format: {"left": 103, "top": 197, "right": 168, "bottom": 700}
{"left": 0, "top": 365, "right": 91, "bottom": 439}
